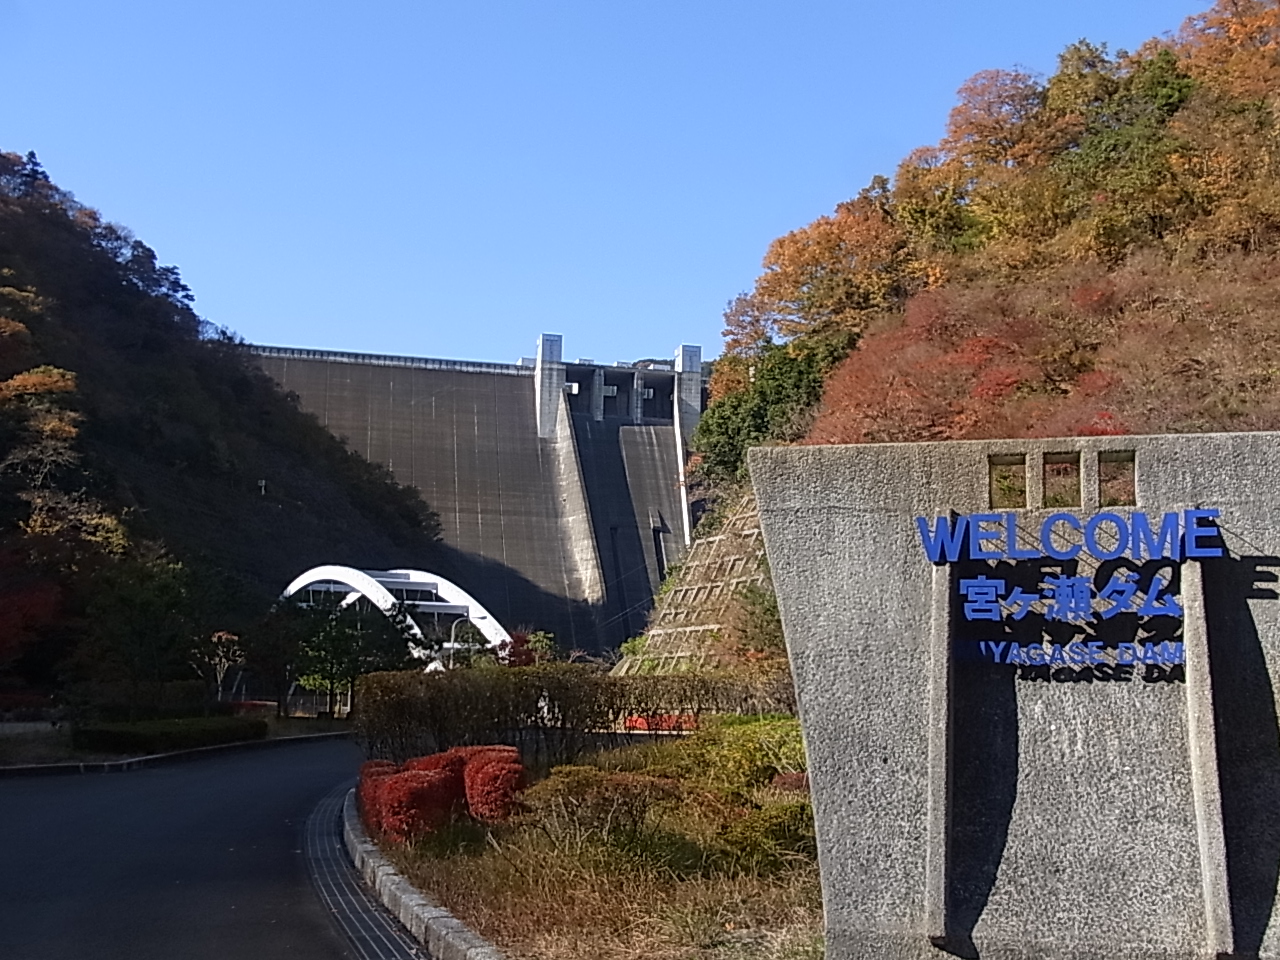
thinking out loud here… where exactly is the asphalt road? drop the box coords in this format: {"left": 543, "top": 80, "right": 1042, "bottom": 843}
{"left": 0, "top": 739, "right": 365, "bottom": 960}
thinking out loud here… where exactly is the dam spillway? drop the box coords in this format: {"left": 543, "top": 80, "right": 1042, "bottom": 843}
{"left": 252, "top": 334, "right": 703, "bottom": 650}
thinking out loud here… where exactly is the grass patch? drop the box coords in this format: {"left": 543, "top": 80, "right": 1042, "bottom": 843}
{"left": 71, "top": 716, "right": 268, "bottom": 754}
{"left": 0, "top": 726, "right": 128, "bottom": 765}
{"left": 0, "top": 713, "right": 348, "bottom": 767}
{"left": 379, "top": 716, "right": 824, "bottom": 960}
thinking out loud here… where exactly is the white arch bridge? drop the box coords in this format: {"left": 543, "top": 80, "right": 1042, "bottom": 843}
{"left": 280, "top": 565, "right": 512, "bottom": 658}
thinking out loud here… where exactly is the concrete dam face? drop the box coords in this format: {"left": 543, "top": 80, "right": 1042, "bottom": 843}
{"left": 253, "top": 335, "right": 703, "bottom": 650}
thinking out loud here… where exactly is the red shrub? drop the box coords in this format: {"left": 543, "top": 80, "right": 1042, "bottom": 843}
{"left": 361, "top": 759, "right": 399, "bottom": 778}
{"left": 362, "top": 746, "right": 524, "bottom": 829}
{"left": 446, "top": 744, "right": 519, "bottom": 765}
{"left": 403, "top": 752, "right": 466, "bottom": 775}
{"left": 401, "top": 752, "right": 467, "bottom": 809}
{"left": 441, "top": 746, "right": 524, "bottom": 821}
{"left": 771, "top": 771, "right": 810, "bottom": 793}
{"left": 379, "top": 771, "right": 459, "bottom": 841}
{"left": 358, "top": 762, "right": 399, "bottom": 833}
{"left": 0, "top": 691, "right": 52, "bottom": 711}
{"left": 464, "top": 758, "right": 525, "bottom": 823}
{"left": 228, "top": 700, "right": 276, "bottom": 716}
{"left": 623, "top": 714, "right": 698, "bottom": 732}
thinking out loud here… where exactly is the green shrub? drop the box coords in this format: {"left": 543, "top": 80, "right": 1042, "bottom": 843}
{"left": 717, "top": 802, "right": 816, "bottom": 873}
{"left": 685, "top": 715, "right": 807, "bottom": 793}
{"left": 524, "top": 765, "right": 683, "bottom": 846}
{"left": 71, "top": 716, "right": 268, "bottom": 754}
{"left": 65, "top": 680, "right": 231, "bottom": 722}
{"left": 618, "top": 636, "right": 647, "bottom": 658}
{"left": 586, "top": 738, "right": 691, "bottom": 779}
{"left": 521, "top": 765, "right": 712, "bottom": 872}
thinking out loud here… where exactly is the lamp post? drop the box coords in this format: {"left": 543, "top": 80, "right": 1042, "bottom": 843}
{"left": 448, "top": 616, "right": 470, "bottom": 670}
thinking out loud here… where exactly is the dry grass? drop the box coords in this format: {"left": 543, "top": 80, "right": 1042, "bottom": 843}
{"left": 379, "top": 723, "right": 824, "bottom": 960}
{"left": 386, "top": 828, "right": 823, "bottom": 960}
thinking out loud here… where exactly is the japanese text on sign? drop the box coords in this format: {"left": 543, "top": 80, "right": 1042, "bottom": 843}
{"left": 958, "top": 571, "right": 1182, "bottom": 623}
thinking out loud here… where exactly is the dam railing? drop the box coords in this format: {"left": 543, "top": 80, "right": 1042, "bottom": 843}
{"left": 251, "top": 344, "right": 532, "bottom": 377}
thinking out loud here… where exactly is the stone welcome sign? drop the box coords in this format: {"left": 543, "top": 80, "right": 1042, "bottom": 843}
{"left": 750, "top": 434, "right": 1280, "bottom": 960}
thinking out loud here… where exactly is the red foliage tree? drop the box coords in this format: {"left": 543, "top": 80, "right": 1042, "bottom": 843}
{"left": 0, "top": 547, "right": 62, "bottom": 668}
{"left": 804, "top": 284, "right": 1133, "bottom": 446}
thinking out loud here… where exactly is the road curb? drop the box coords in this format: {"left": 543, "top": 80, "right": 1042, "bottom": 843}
{"left": 341, "top": 788, "right": 507, "bottom": 960}
{"left": 0, "top": 731, "right": 352, "bottom": 778}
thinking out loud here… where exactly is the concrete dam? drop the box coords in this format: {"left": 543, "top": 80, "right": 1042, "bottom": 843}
{"left": 253, "top": 334, "right": 704, "bottom": 650}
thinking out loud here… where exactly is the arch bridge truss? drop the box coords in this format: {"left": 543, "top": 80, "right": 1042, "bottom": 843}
{"left": 280, "top": 565, "right": 512, "bottom": 661}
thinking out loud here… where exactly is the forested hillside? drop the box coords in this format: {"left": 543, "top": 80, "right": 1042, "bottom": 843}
{"left": 0, "top": 152, "right": 440, "bottom": 691}
{"left": 695, "top": 0, "right": 1280, "bottom": 480}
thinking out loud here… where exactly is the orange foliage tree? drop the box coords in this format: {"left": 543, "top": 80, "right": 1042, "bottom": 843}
{"left": 753, "top": 190, "right": 923, "bottom": 340}
{"left": 706, "top": 0, "right": 1280, "bottom": 458}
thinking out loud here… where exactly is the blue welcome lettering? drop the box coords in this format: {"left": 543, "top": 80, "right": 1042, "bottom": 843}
{"left": 967, "top": 513, "right": 1005, "bottom": 560}
{"left": 1131, "top": 512, "right": 1181, "bottom": 561}
{"left": 916, "top": 515, "right": 969, "bottom": 563}
{"left": 1005, "top": 512, "right": 1041, "bottom": 559}
{"left": 1039, "top": 513, "right": 1082, "bottom": 560}
{"left": 1184, "top": 508, "right": 1224, "bottom": 558}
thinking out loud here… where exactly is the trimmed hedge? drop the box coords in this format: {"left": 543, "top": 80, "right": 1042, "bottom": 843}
{"left": 356, "top": 663, "right": 795, "bottom": 765}
{"left": 463, "top": 749, "right": 525, "bottom": 822}
{"left": 358, "top": 761, "right": 400, "bottom": 833}
{"left": 65, "top": 680, "right": 233, "bottom": 722}
{"left": 71, "top": 717, "right": 269, "bottom": 754}
{"left": 358, "top": 744, "right": 527, "bottom": 840}
{"left": 380, "top": 771, "right": 458, "bottom": 840}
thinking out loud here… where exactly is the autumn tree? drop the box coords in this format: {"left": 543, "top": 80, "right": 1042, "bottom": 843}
{"left": 753, "top": 189, "right": 921, "bottom": 339}
{"left": 693, "top": 333, "right": 854, "bottom": 481}
{"left": 941, "top": 68, "right": 1048, "bottom": 169}
{"left": 1172, "top": 0, "right": 1280, "bottom": 100}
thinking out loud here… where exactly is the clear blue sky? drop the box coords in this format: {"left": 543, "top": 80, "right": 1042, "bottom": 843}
{"left": 4, "top": 0, "right": 1205, "bottom": 365}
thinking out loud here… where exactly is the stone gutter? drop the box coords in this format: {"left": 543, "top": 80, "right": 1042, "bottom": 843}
{"left": 341, "top": 789, "right": 506, "bottom": 960}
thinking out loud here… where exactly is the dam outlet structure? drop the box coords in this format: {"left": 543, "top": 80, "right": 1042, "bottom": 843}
{"left": 253, "top": 334, "right": 704, "bottom": 651}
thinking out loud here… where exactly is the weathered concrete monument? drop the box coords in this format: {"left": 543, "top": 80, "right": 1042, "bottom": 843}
{"left": 751, "top": 433, "right": 1280, "bottom": 960}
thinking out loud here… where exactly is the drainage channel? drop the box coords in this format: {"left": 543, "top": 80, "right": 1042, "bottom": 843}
{"left": 305, "top": 780, "right": 428, "bottom": 960}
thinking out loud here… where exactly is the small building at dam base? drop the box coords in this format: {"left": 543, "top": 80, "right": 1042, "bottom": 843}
{"left": 254, "top": 334, "right": 703, "bottom": 651}
{"left": 751, "top": 432, "right": 1280, "bottom": 960}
